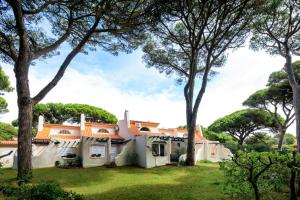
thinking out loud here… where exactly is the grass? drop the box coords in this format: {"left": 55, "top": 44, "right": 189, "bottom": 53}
{"left": 0, "top": 163, "right": 290, "bottom": 200}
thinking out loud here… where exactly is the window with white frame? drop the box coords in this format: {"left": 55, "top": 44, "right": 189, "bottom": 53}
{"left": 59, "top": 129, "right": 71, "bottom": 134}
{"left": 152, "top": 143, "right": 165, "bottom": 156}
{"left": 97, "top": 128, "right": 109, "bottom": 133}
{"left": 89, "top": 145, "right": 105, "bottom": 158}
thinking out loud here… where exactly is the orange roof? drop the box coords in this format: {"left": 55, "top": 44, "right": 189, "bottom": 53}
{"left": 51, "top": 135, "right": 80, "bottom": 140}
{"left": 0, "top": 140, "right": 17, "bottom": 146}
{"left": 35, "top": 122, "right": 121, "bottom": 140}
{"left": 129, "top": 124, "right": 207, "bottom": 141}
{"left": 130, "top": 120, "right": 160, "bottom": 127}
{"left": 81, "top": 123, "right": 123, "bottom": 139}
{"left": 44, "top": 124, "right": 80, "bottom": 130}
{"left": 85, "top": 123, "right": 116, "bottom": 128}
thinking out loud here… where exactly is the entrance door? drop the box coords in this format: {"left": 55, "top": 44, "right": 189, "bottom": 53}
{"left": 111, "top": 146, "right": 118, "bottom": 161}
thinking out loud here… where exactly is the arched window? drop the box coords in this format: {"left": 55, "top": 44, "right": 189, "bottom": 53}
{"left": 140, "top": 127, "right": 150, "bottom": 132}
{"left": 59, "top": 129, "right": 71, "bottom": 134}
{"left": 98, "top": 128, "right": 109, "bottom": 133}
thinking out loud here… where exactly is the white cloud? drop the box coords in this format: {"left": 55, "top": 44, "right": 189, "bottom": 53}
{"left": 0, "top": 46, "right": 299, "bottom": 134}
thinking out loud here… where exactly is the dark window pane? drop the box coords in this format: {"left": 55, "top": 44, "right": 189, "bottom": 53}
{"left": 160, "top": 144, "right": 165, "bottom": 156}
{"left": 152, "top": 144, "right": 159, "bottom": 156}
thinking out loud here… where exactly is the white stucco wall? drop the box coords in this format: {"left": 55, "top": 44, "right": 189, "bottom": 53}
{"left": 135, "top": 136, "right": 147, "bottom": 167}
{"left": 81, "top": 137, "right": 112, "bottom": 168}
{"left": 0, "top": 146, "right": 17, "bottom": 168}
{"left": 91, "top": 127, "right": 115, "bottom": 134}
{"left": 31, "top": 143, "right": 63, "bottom": 168}
{"left": 144, "top": 136, "right": 172, "bottom": 168}
{"left": 118, "top": 120, "right": 135, "bottom": 140}
{"left": 115, "top": 140, "right": 135, "bottom": 166}
{"left": 50, "top": 128, "right": 80, "bottom": 135}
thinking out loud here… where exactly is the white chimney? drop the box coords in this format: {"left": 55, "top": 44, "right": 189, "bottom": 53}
{"left": 124, "top": 110, "right": 130, "bottom": 128}
{"left": 80, "top": 114, "right": 85, "bottom": 131}
{"left": 197, "top": 124, "right": 203, "bottom": 136}
{"left": 38, "top": 115, "right": 44, "bottom": 132}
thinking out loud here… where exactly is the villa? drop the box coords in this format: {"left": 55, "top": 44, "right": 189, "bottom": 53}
{"left": 0, "top": 110, "right": 232, "bottom": 168}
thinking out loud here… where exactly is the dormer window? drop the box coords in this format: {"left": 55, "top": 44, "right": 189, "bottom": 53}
{"left": 98, "top": 128, "right": 109, "bottom": 133}
{"left": 140, "top": 127, "right": 150, "bottom": 132}
{"left": 59, "top": 129, "right": 71, "bottom": 134}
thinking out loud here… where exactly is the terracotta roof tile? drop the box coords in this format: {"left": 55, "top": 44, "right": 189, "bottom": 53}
{"left": 0, "top": 140, "right": 17, "bottom": 146}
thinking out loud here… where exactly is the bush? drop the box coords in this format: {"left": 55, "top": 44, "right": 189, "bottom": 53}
{"left": 220, "top": 151, "right": 289, "bottom": 200}
{"left": 126, "top": 153, "right": 139, "bottom": 166}
{"left": 1, "top": 181, "right": 83, "bottom": 200}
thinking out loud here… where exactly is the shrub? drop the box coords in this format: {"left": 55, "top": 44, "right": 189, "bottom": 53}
{"left": 126, "top": 153, "right": 139, "bottom": 166}
{"left": 220, "top": 151, "right": 288, "bottom": 200}
{"left": 1, "top": 181, "right": 83, "bottom": 200}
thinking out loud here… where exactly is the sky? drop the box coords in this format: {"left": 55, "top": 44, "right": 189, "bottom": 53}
{"left": 0, "top": 42, "right": 297, "bottom": 133}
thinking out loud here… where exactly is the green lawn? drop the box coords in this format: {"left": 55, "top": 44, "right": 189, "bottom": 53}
{"left": 0, "top": 163, "right": 289, "bottom": 200}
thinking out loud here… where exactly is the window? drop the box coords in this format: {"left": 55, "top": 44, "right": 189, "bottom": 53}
{"left": 59, "top": 129, "right": 71, "bottom": 134}
{"left": 97, "top": 128, "right": 109, "bottom": 133}
{"left": 90, "top": 145, "right": 105, "bottom": 158}
{"left": 140, "top": 127, "right": 150, "bottom": 131}
{"left": 152, "top": 143, "right": 165, "bottom": 156}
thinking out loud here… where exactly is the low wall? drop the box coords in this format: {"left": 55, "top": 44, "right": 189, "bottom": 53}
{"left": 0, "top": 146, "right": 17, "bottom": 168}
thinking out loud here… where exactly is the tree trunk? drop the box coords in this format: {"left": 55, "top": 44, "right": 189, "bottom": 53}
{"left": 186, "top": 118, "right": 196, "bottom": 166}
{"left": 15, "top": 62, "right": 33, "bottom": 180}
{"left": 251, "top": 182, "right": 260, "bottom": 200}
{"left": 277, "top": 128, "right": 285, "bottom": 151}
{"left": 290, "top": 170, "right": 297, "bottom": 200}
{"left": 294, "top": 88, "right": 300, "bottom": 153}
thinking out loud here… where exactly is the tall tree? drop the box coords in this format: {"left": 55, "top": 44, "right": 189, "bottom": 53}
{"left": 243, "top": 87, "right": 293, "bottom": 150}
{"left": 250, "top": 0, "right": 300, "bottom": 152}
{"left": 142, "top": 0, "right": 252, "bottom": 165}
{"left": 208, "top": 109, "right": 279, "bottom": 148}
{"left": 0, "top": 0, "right": 161, "bottom": 179}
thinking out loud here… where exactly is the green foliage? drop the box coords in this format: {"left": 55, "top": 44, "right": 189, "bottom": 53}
{"left": 0, "top": 67, "right": 13, "bottom": 93}
{"left": 126, "top": 153, "right": 139, "bottom": 166}
{"left": 220, "top": 151, "right": 289, "bottom": 199}
{"left": 284, "top": 133, "right": 296, "bottom": 145}
{"left": 1, "top": 181, "right": 83, "bottom": 200}
{"left": 209, "top": 109, "right": 279, "bottom": 146}
{"left": 34, "top": 103, "right": 117, "bottom": 124}
{"left": 244, "top": 132, "right": 277, "bottom": 152}
{"left": 202, "top": 127, "right": 233, "bottom": 144}
{"left": 12, "top": 103, "right": 118, "bottom": 126}
{"left": 250, "top": 0, "right": 300, "bottom": 55}
{"left": 0, "top": 67, "right": 13, "bottom": 114}
{"left": 0, "top": 122, "right": 17, "bottom": 140}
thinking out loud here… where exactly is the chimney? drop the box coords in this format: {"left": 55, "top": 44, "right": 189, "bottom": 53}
{"left": 124, "top": 110, "right": 130, "bottom": 128}
{"left": 38, "top": 115, "right": 44, "bottom": 132}
{"left": 197, "top": 124, "right": 203, "bottom": 137}
{"left": 80, "top": 114, "right": 85, "bottom": 131}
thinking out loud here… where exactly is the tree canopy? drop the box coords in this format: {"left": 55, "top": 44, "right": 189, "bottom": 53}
{"left": 32, "top": 103, "right": 117, "bottom": 125}
{"left": 0, "top": 66, "right": 13, "bottom": 114}
{"left": 209, "top": 109, "right": 280, "bottom": 146}
{"left": 0, "top": 122, "right": 17, "bottom": 140}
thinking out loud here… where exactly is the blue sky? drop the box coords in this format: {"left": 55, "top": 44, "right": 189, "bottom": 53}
{"left": 1, "top": 41, "right": 298, "bottom": 133}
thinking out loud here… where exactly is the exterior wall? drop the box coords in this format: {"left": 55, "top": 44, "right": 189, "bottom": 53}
{"left": 144, "top": 136, "right": 172, "bottom": 168}
{"left": 49, "top": 128, "right": 80, "bottom": 135}
{"left": 81, "top": 137, "right": 110, "bottom": 168}
{"left": 195, "top": 143, "right": 205, "bottom": 161}
{"left": 115, "top": 140, "right": 135, "bottom": 166}
{"left": 31, "top": 143, "right": 62, "bottom": 168}
{"left": 91, "top": 127, "right": 115, "bottom": 134}
{"left": 118, "top": 120, "right": 135, "bottom": 139}
{"left": 0, "top": 146, "right": 17, "bottom": 168}
{"left": 135, "top": 136, "right": 147, "bottom": 167}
